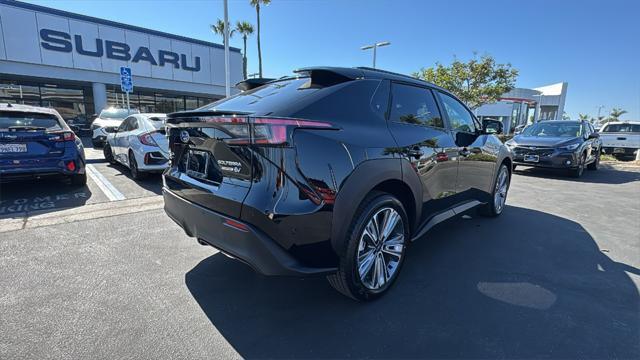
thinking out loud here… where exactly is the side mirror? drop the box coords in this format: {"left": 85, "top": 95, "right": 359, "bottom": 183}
{"left": 482, "top": 119, "right": 503, "bottom": 135}
{"left": 588, "top": 132, "right": 599, "bottom": 139}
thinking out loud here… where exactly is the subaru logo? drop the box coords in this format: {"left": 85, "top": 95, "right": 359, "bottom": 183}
{"left": 179, "top": 130, "right": 190, "bottom": 143}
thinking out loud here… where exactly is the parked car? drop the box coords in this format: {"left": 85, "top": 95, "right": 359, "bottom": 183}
{"left": 91, "top": 107, "right": 140, "bottom": 147}
{"left": 599, "top": 121, "right": 640, "bottom": 160}
{"left": 505, "top": 120, "right": 601, "bottom": 177}
{"left": 0, "top": 103, "right": 86, "bottom": 185}
{"left": 162, "top": 67, "right": 513, "bottom": 301}
{"left": 103, "top": 113, "right": 169, "bottom": 180}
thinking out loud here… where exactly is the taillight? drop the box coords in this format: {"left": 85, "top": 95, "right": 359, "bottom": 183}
{"left": 51, "top": 131, "right": 75, "bottom": 142}
{"left": 139, "top": 132, "right": 159, "bottom": 147}
{"left": 252, "top": 118, "right": 332, "bottom": 146}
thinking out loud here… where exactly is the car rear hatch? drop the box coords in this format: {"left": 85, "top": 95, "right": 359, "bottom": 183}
{"left": 0, "top": 112, "right": 73, "bottom": 163}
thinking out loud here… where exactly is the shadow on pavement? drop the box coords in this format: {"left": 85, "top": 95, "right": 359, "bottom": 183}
{"left": 0, "top": 178, "right": 92, "bottom": 219}
{"left": 185, "top": 205, "right": 639, "bottom": 359}
{"left": 515, "top": 166, "right": 640, "bottom": 184}
{"left": 106, "top": 162, "right": 163, "bottom": 196}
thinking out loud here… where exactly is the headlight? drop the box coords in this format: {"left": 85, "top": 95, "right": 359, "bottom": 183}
{"left": 560, "top": 143, "right": 580, "bottom": 151}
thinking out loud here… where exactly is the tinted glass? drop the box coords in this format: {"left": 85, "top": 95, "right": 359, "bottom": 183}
{"left": 147, "top": 117, "right": 167, "bottom": 130}
{"left": 101, "top": 108, "right": 139, "bottom": 119}
{"left": 390, "top": 84, "right": 443, "bottom": 128}
{"left": 118, "top": 117, "right": 133, "bottom": 132}
{"left": 601, "top": 124, "right": 640, "bottom": 133}
{"left": 129, "top": 117, "right": 138, "bottom": 130}
{"left": 200, "top": 78, "right": 318, "bottom": 113}
{"left": 438, "top": 92, "right": 476, "bottom": 132}
{"left": 0, "top": 112, "right": 61, "bottom": 130}
{"left": 522, "top": 122, "right": 582, "bottom": 137}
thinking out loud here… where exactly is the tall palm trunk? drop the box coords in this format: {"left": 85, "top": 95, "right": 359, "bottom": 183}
{"left": 256, "top": 4, "right": 263, "bottom": 78}
{"left": 242, "top": 35, "right": 248, "bottom": 79}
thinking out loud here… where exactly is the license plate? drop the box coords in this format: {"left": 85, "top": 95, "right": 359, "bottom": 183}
{"left": 0, "top": 143, "right": 27, "bottom": 153}
{"left": 613, "top": 148, "right": 625, "bottom": 154}
{"left": 185, "top": 150, "right": 209, "bottom": 179}
{"left": 524, "top": 154, "right": 539, "bottom": 162}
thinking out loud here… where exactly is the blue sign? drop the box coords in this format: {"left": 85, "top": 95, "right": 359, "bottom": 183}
{"left": 120, "top": 67, "right": 133, "bottom": 93}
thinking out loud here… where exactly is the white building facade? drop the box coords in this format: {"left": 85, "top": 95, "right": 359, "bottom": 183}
{"left": 0, "top": 0, "right": 243, "bottom": 127}
{"left": 475, "top": 82, "right": 568, "bottom": 133}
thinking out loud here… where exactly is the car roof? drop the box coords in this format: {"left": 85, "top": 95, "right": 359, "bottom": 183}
{"left": 293, "top": 66, "right": 449, "bottom": 92}
{"left": 0, "top": 103, "right": 63, "bottom": 117}
{"left": 138, "top": 113, "right": 166, "bottom": 118}
{"left": 538, "top": 120, "right": 585, "bottom": 124}
{"left": 602, "top": 121, "right": 640, "bottom": 125}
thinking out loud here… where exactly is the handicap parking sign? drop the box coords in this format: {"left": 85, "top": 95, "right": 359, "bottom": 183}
{"left": 120, "top": 67, "right": 133, "bottom": 93}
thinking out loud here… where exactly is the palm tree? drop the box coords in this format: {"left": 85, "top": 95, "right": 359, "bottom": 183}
{"left": 235, "top": 21, "right": 254, "bottom": 80}
{"left": 210, "top": 19, "right": 235, "bottom": 45}
{"left": 250, "top": 0, "right": 270, "bottom": 78}
{"left": 578, "top": 113, "right": 589, "bottom": 120}
{"left": 609, "top": 108, "right": 627, "bottom": 122}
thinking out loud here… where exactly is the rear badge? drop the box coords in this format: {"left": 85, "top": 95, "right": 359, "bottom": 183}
{"left": 217, "top": 159, "right": 242, "bottom": 173}
{"left": 180, "top": 130, "right": 190, "bottom": 143}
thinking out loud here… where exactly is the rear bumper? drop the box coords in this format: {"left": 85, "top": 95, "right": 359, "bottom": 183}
{"left": 602, "top": 147, "right": 638, "bottom": 156}
{"left": 0, "top": 157, "right": 85, "bottom": 182}
{"left": 163, "top": 188, "right": 336, "bottom": 277}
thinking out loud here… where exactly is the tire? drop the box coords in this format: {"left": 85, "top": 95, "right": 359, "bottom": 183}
{"left": 128, "top": 150, "right": 146, "bottom": 180}
{"left": 479, "top": 163, "right": 510, "bottom": 217}
{"left": 327, "top": 191, "right": 409, "bottom": 301}
{"left": 69, "top": 173, "right": 87, "bottom": 186}
{"left": 512, "top": 164, "right": 517, "bottom": 172}
{"left": 569, "top": 153, "right": 587, "bottom": 178}
{"left": 587, "top": 151, "right": 600, "bottom": 170}
{"left": 103, "top": 144, "right": 116, "bottom": 165}
{"left": 91, "top": 139, "right": 102, "bottom": 148}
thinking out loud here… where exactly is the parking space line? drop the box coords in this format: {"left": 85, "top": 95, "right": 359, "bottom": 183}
{"left": 85, "top": 164, "right": 126, "bottom": 201}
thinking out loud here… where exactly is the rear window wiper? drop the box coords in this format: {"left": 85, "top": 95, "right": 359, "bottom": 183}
{"left": 8, "top": 126, "right": 48, "bottom": 132}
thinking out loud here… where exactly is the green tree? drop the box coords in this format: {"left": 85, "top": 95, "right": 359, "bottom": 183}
{"left": 235, "top": 21, "right": 254, "bottom": 79}
{"left": 608, "top": 108, "right": 627, "bottom": 122}
{"left": 413, "top": 54, "right": 518, "bottom": 109}
{"left": 250, "top": 0, "right": 270, "bottom": 78}
{"left": 578, "top": 113, "right": 590, "bottom": 120}
{"left": 210, "top": 19, "right": 235, "bottom": 45}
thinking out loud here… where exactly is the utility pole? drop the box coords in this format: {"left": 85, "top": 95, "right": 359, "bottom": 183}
{"left": 223, "top": 0, "right": 230, "bottom": 97}
{"left": 360, "top": 41, "right": 391, "bottom": 69}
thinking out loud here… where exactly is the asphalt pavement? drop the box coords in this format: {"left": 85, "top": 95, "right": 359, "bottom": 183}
{"left": 0, "top": 162, "right": 639, "bottom": 359}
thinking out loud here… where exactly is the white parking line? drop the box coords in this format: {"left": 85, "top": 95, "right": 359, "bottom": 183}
{"left": 85, "top": 164, "right": 126, "bottom": 201}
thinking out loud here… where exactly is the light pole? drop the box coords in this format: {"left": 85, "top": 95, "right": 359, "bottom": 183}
{"left": 223, "top": 0, "right": 230, "bottom": 98}
{"left": 361, "top": 41, "right": 390, "bottom": 69}
{"left": 596, "top": 105, "right": 604, "bottom": 121}
{"left": 532, "top": 94, "right": 543, "bottom": 122}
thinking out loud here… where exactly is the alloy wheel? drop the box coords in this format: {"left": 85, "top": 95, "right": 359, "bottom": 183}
{"left": 356, "top": 207, "right": 405, "bottom": 290}
{"left": 494, "top": 166, "right": 509, "bottom": 214}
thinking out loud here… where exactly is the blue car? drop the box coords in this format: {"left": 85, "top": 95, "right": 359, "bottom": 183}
{"left": 0, "top": 103, "right": 86, "bottom": 185}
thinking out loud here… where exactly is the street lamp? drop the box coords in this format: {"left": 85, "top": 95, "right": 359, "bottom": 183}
{"left": 360, "top": 41, "right": 390, "bottom": 69}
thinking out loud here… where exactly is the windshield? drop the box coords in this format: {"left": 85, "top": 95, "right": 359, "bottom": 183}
{"left": 601, "top": 124, "right": 640, "bottom": 133}
{"left": 100, "top": 108, "right": 140, "bottom": 120}
{"left": 522, "top": 122, "right": 582, "bottom": 137}
{"left": 147, "top": 116, "right": 167, "bottom": 130}
{"left": 0, "top": 112, "right": 62, "bottom": 131}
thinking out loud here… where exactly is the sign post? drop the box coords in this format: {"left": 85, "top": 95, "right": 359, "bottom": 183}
{"left": 119, "top": 66, "right": 133, "bottom": 113}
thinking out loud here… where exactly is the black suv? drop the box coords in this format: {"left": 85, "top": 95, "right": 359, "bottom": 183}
{"left": 163, "top": 67, "right": 513, "bottom": 300}
{"left": 505, "top": 120, "right": 601, "bottom": 177}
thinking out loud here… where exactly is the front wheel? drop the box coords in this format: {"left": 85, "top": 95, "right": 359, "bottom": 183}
{"left": 103, "top": 144, "right": 116, "bottom": 165}
{"left": 479, "top": 163, "right": 510, "bottom": 217}
{"left": 327, "top": 192, "right": 409, "bottom": 301}
{"left": 587, "top": 151, "right": 600, "bottom": 170}
{"left": 569, "top": 153, "right": 587, "bottom": 178}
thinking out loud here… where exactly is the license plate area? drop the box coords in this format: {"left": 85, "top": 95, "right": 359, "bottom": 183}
{"left": 0, "top": 143, "right": 27, "bottom": 153}
{"left": 613, "top": 148, "right": 625, "bottom": 154}
{"left": 524, "top": 154, "right": 539, "bottom": 162}
{"left": 185, "top": 149, "right": 211, "bottom": 180}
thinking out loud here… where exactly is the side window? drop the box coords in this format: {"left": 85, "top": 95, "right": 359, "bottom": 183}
{"left": 118, "top": 117, "right": 131, "bottom": 132}
{"left": 438, "top": 92, "right": 477, "bottom": 133}
{"left": 389, "top": 83, "right": 444, "bottom": 128}
{"left": 129, "top": 117, "right": 139, "bottom": 131}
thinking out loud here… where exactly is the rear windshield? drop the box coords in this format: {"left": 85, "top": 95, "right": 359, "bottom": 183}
{"left": 100, "top": 108, "right": 140, "bottom": 119}
{"left": 148, "top": 116, "right": 167, "bottom": 129}
{"left": 199, "top": 78, "right": 316, "bottom": 114}
{"left": 522, "top": 122, "right": 582, "bottom": 137}
{"left": 601, "top": 124, "right": 640, "bottom": 133}
{"left": 0, "top": 112, "right": 62, "bottom": 131}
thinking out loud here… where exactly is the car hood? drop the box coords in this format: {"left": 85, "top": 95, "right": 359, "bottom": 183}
{"left": 93, "top": 118, "right": 123, "bottom": 128}
{"left": 511, "top": 136, "right": 579, "bottom": 147}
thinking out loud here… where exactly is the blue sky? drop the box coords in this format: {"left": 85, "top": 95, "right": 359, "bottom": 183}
{"left": 26, "top": 0, "right": 640, "bottom": 119}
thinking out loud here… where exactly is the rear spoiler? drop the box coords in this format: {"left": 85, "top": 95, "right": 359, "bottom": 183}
{"left": 294, "top": 67, "right": 363, "bottom": 87}
{"left": 236, "top": 78, "right": 276, "bottom": 91}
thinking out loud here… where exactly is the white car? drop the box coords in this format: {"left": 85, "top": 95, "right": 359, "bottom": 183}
{"left": 91, "top": 107, "right": 140, "bottom": 147}
{"left": 599, "top": 121, "right": 640, "bottom": 160}
{"left": 103, "top": 113, "right": 169, "bottom": 179}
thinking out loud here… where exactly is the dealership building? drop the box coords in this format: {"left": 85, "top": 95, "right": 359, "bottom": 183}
{"left": 0, "top": 0, "right": 243, "bottom": 126}
{"left": 475, "top": 82, "right": 569, "bottom": 133}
